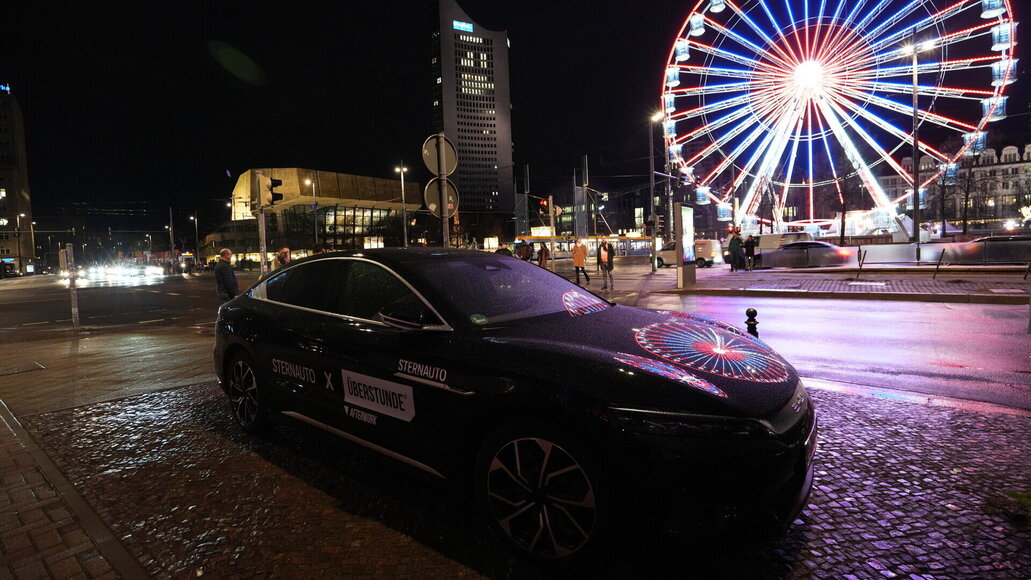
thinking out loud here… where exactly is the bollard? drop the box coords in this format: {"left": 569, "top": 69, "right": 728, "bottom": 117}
{"left": 745, "top": 307, "right": 759, "bottom": 338}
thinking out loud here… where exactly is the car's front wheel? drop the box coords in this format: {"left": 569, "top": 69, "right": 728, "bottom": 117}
{"left": 656, "top": 257, "right": 665, "bottom": 268}
{"left": 476, "top": 419, "right": 609, "bottom": 562}
{"left": 226, "top": 352, "right": 270, "bottom": 435}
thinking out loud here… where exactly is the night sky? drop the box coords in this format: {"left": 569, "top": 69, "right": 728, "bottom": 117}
{"left": 2, "top": 0, "right": 1028, "bottom": 232}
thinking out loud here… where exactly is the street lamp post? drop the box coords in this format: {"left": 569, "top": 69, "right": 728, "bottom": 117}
{"left": 304, "top": 176, "right": 319, "bottom": 246}
{"left": 395, "top": 165, "right": 409, "bottom": 247}
{"left": 16, "top": 213, "right": 25, "bottom": 274}
{"left": 649, "top": 111, "right": 664, "bottom": 272}
{"left": 189, "top": 214, "right": 200, "bottom": 269}
{"left": 903, "top": 36, "right": 933, "bottom": 262}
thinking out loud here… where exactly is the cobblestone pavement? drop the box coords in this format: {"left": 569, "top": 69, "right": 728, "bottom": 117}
{"left": 10, "top": 381, "right": 1030, "bottom": 579}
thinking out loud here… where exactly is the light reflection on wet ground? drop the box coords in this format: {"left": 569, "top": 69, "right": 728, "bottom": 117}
{"left": 21, "top": 383, "right": 1031, "bottom": 578}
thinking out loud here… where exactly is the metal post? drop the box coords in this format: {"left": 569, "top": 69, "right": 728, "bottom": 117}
{"left": 436, "top": 134, "right": 450, "bottom": 247}
{"left": 649, "top": 120, "right": 657, "bottom": 272}
{"left": 15, "top": 214, "right": 23, "bottom": 274}
{"left": 258, "top": 207, "right": 269, "bottom": 274}
{"left": 911, "top": 36, "right": 922, "bottom": 263}
{"left": 168, "top": 207, "right": 175, "bottom": 271}
{"left": 548, "top": 194, "right": 556, "bottom": 271}
{"left": 66, "top": 243, "right": 80, "bottom": 329}
{"left": 396, "top": 165, "right": 409, "bottom": 247}
{"left": 192, "top": 214, "right": 200, "bottom": 268}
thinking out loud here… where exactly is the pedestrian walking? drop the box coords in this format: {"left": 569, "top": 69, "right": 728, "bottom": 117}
{"left": 537, "top": 243, "right": 550, "bottom": 269}
{"left": 494, "top": 243, "right": 514, "bottom": 257}
{"left": 597, "top": 239, "right": 615, "bottom": 290}
{"left": 311, "top": 244, "right": 326, "bottom": 255}
{"left": 214, "top": 248, "right": 239, "bottom": 304}
{"left": 743, "top": 235, "right": 757, "bottom": 270}
{"left": 572, "top": 238, "right": 590, "bottom": 285}
{"left": 728, "top": 232, "right": 743, "bottom": 271}
{"left": 517, "top": 242, "right": 532, "bottom": 261}
{"left": 273, "top": 247, "right": 291, "bottom": 270}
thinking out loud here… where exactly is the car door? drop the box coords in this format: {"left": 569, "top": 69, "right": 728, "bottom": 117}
{"left": 256, "top": 259, "right": 349, "bottom": 422}
{"left": 303, "top": 258, "right": 471, "bottom": 477}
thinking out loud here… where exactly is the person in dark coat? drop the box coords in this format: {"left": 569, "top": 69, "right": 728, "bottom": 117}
{"left": 728, "top": 232, "right": 743, "bottom": 271}
{"left": 597, "top": 239, "right": 615, "bottom": 290}
{"left": 214, "top": 248, "right": 239, "bottom": 304}
{"left": 494, "top": 243, "right": 514, "bottom": 257}
{"left": 743, "top": 235, "right": 757, "bottom": 270}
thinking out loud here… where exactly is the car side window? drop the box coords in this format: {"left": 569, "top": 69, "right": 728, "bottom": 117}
{"left": 264, "top": 261, "right": 343, "bottom": 311}
{"left": 338, "top": 261, "right": 424, "bottom": 321}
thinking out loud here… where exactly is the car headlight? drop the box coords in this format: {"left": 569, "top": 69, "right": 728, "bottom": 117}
{"left": 606, "top": 406, "right": 774, "bottom": 439}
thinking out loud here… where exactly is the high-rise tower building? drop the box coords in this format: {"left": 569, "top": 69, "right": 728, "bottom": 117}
{"left": 0, "top": 85, "right": 35, "bottom": 276}
{"left": 431, "top": 0, "right": 514, "bottom": 238}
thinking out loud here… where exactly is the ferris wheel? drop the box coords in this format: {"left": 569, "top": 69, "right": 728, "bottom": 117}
{"left": 661, "top": 0, "right": 1019, "bottom": 233}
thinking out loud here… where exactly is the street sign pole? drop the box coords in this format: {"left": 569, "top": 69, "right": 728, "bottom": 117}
{"left": 436, "top": 134, "right": 450, "bottom": 247}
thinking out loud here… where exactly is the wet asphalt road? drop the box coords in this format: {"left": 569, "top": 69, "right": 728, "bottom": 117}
{"left": 19, "top": 382, "right": 1030, "bottom": 579}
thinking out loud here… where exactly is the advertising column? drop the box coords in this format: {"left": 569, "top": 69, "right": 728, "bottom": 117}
{"left": 674, "top": 202, "right": 696, "bottom": 289}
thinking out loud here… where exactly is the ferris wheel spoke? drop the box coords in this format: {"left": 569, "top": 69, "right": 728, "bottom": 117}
{"left": 737, "top": 101, "right": 807, "bottom": 214}
{"left": 864, "top": 1, "right": 979, "bottom": 56}
{"left": 683, "top": 41, "right": 784, "bottom": 76}
{"left": 704, "top": 16, "right": 799, "bottom": 70}
{"left": 839, "top": 86, "right": 979, "bottom": 134}
{"left": 850, "top": 79, "right": 994, "bottom": 100}
{"left": 811, "top": 97, "right": 894, "bottom": 205}
{"left": 670, "top": 93, "right": 755, "bottom": 122}
{"left": 826, "top": 90, "right": 953, "bottom": 164}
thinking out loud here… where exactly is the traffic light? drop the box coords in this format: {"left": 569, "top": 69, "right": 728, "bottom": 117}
{"left": 259, "top": 176, "right": 285, "bottom": 207}
{"left": 269, "top": 178, "right": 283, "bottom": 205}
{"left": 538, "top": 198, "right": 548, "bottom": 213}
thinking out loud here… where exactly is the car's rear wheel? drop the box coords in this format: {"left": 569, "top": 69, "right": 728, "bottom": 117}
{"left": 695, "top": 258, "right": 706, "bottom": 268}
{"left": 476, "top": 419, "right": 609, "bottom": 563}
{"left": 656, "top": 257, "right": 665, "bottom": 268}
{"left": 226, "top": 352, "right": 269, "bottom": 435}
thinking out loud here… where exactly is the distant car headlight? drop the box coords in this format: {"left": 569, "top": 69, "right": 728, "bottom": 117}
{"left": 606, "top": 406, "right": 774, "bottom": 439}
{"left": 145, "top": 266, "right": 164, "bottom": 277}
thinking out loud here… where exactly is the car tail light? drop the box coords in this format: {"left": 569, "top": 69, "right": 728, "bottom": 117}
{"left": 837, "top": 249, "right": 851, "bottom": 257}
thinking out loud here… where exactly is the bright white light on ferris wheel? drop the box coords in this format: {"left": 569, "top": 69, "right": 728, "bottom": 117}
{"left": 794, "top": 60, "right": 825, "bottom": 92}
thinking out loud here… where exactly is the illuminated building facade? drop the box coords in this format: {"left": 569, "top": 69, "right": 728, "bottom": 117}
{"left": 0, "top": 85, "right": 35, "bottom": 275}
{"left": 431, "top": 0, "right": 514, "bottom": 238}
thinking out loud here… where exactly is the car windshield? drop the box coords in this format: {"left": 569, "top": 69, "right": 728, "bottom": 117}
{"left": 403, "top": 254, "right": 610, "bottom": 325}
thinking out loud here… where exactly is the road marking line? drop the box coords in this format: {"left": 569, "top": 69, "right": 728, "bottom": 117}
{"left": 166, "top": 292, "right": 182, "bottom": 296}
{"left": 21, "top": 321, "right": 50, "bottom": 326}
{"left": 138, "top": 319, "right": 165, "bottom": 324}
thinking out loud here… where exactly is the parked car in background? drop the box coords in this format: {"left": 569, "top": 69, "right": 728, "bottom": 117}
{"left": 657, "top": 239, "right": 724, "bottom": 268}
{"left": 944, "top": 235, "right": 1031, "bottom": 264}
{"left": 759, "top": 241, "right": 853, "bottom": 268}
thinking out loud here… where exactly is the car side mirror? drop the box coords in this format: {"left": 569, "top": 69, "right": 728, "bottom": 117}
{"left": 378, "top": 301, "right": 427, "bottom": 331}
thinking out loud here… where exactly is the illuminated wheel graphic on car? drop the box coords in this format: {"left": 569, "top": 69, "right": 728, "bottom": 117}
{"left": 562, "top": 291, "right": 608, "bottom": 317}
{"left": 636, "top": 321, "right": 790, "bottom": 382}
{"left": 614, "top": 353, "right": 727, "bottom": 398}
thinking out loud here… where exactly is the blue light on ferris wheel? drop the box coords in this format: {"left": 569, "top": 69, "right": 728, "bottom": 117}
{"left": 665, "top": 66, "right": 681, "bottom": 88}
{"left": 940, "top": 162, "right": 958, "bottom": 185}
{"left": 675, "top": 39, "right": 690, "bottom": 62}
{"left": 962, "top": 131, "right": 987, "bottom": 155}
{"left": 708, "top": 0, "right": 726, "bottom": 14}
{"left": 991, "top": 59, "right": 1017, "bottom": 86}
{"left": 981, "top": 95, "right": 1008, "bottom": 121}
{"left": 664, "top": 92, "right": 676, "bottom": 113}
{"left": 716, "top": 202, "right": 732, "bottom": 221}
{"left": 695, "top": 186, "right": 711, "bottom": 205}
{"left": 981, "top": 0, "right": 1007, "bottom": 19}
{"left": 689, "top": 14, "right": 705, "bottom": 37}
{"left": 991, "top": 22, "right": 1015, "bottom": 51}
{"left": 906, "top": 188, "right": 927, "bottom": 211}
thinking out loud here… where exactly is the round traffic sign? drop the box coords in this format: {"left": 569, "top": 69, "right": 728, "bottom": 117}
{"left": 423, "top": 178, "right": 459, "bottom": 219}
{"left": 421, "top": 134, "right": 458, "bottom": 176}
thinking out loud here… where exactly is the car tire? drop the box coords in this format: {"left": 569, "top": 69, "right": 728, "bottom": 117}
{"left": 656, "top": 257, "right": 665, "bottom": 268}
{"left": 475, "top": 418, "right": 610, "bottom": 563}
{"left": 695, "top": 258, "right": 706, "bottom": 268}
{"left": 226, "top": 352, "right": 270, "bottom": 435}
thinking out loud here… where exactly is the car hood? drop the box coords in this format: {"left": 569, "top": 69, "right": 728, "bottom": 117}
{"left": 479, "top": 303, "right": 800, "bottom": 418}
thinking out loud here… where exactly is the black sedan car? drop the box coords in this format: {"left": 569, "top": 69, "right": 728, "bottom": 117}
{"left": 214, "top": 248, "right": 816, "bottom": 562}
